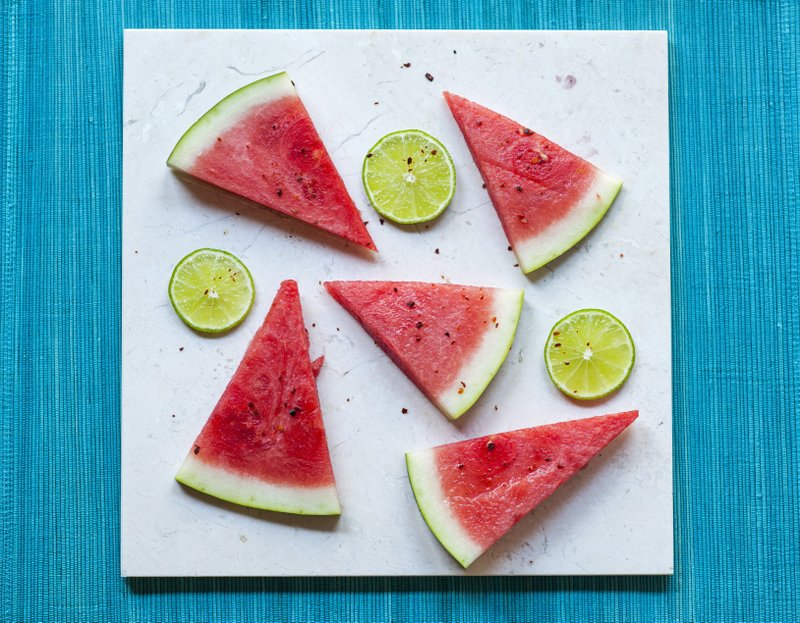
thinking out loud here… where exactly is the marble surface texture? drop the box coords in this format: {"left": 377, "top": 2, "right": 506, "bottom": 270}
{"left": 121, "top": 29, "right": 671, "bottom": 576}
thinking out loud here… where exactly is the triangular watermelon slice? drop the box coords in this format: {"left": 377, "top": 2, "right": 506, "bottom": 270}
{"left": 168, "top": 72, "right": 377, "bottom": 251}
{"left": 444, "top": 92, "right": 622, "bottom": 273}
{"left": 324, "top": 280, "right": 523, "bottom": 420}
{"left": 406, "top": 410, "right": 638, "bottom": 567}
{"left": 175, "top": 280, "right": 341, "bottom": 515}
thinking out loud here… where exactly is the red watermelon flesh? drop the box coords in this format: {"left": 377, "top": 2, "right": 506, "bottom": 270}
{"left": 406, "top": 410, "right": 638, "bottom": 567}
{"left": 325, "top": 280, "right": 523, "bottom": 420}
{"left": 444, "top": 92, "right": 622, "bottom": 273}
{"left": 175, "top": 280, "right": 340, "bottom": 515}
{"left": 168, "top": 73, "right": 377, "bottom": 251}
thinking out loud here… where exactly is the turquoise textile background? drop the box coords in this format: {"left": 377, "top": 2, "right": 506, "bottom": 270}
{"left": 2, "top": 1, "right": 798, "bottom": 621}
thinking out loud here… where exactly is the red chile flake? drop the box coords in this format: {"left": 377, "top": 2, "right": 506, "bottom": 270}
{"left": 366, "top": 153, "right": 373, "bottom": 158}
{"left": 179, "top": 346, "right": 184, "bottom": 351}
{"left": 431, "top": 149, "right": 437, "bottom": 155}
{"left": 193, "top": 445, "right": 201, "bottom": 455}
{"left": 425, "top": 73, "right": 434, "bottom": 81}
{"left": 402, "top": 62, "right": 411, "bottom": 68}
{"left": 401, "top": 407, "right": 408, "bottom": 414}
{"left": 486, "top": 441, "right": 495, "bottom": 451}
{"left": 434, "top": 248, "right": 440, "bottom": 254}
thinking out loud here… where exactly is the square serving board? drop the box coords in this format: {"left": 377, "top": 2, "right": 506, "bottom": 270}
{"left": 121, "top": 29, "right": 671, "bottom": 576}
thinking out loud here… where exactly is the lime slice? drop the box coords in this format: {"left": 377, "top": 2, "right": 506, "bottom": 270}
{"left": 168, "top": 248, "right": 255, "bottom": 333}
{"left": 362, "top": 129, "right": 456, "bottom": 224}
{"left": 544, "top": 309, "right": 635, "bottom": 400}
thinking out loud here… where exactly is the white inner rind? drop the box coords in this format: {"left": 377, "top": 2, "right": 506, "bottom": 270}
{"left": 513, "top": 170, "right": 623, "bottom": 273}
{"left": 434, "top": 288, "right": 524, "bottom": 420}
{"left": 406, "top": 449, "right": 484, "bottom": 568}
{"left": 176, "top": 453, "right": 341, "bottom": 516}
{"left": 166, "top": 72, "right": 297, "bottom": 171}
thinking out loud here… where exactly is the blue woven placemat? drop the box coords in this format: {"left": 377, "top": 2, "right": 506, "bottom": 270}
{"left": 2, "top": 1, "right": 798, "bottom": 621}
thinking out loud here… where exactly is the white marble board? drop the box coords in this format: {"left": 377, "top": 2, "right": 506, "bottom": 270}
{"left": 121, "top": 29, "right": 671, "bottom": 576}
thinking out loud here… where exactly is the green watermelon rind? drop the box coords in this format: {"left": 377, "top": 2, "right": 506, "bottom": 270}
{"left": 405, "top": 449, "right": 483, "bottom": 568}
{"left": 435, "top": 288, "right": 524, "bottom": 420}
{"left": 176, "top": 453, "right": 342, "bottom": 515}
{"left": 513, "top": 170, "right": 623, "bottom": 274}
{"left": 166, "top": 72, "right": 296, "bottom": 172}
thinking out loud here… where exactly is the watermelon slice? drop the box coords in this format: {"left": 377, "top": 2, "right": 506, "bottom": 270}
{"left": 175, "top": 280, "right": 340, "bottom": 515}
{"left": 444, "top": 92, "right": 622, "bottom": 273}
{"left": 324, "top": 280, "right": 523, "bottom": 420}
{"left": 406, "top": 410, "right": 638, "bottom": 567}
{"left": 168, "top": 72, "right": 377, "bottom": 251}
{"left": 311, "top": 355, "right": 324, "bottom": 378}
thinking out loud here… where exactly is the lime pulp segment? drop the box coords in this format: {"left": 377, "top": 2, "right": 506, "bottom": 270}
{"left": 544, "top": 309, "right": 635, "bottom": 400}
{"left": 362, "top": 129, "right": 456, "bottom": 224}
{"left": 168, "top": 248, "right": 255, "bottom": 333}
